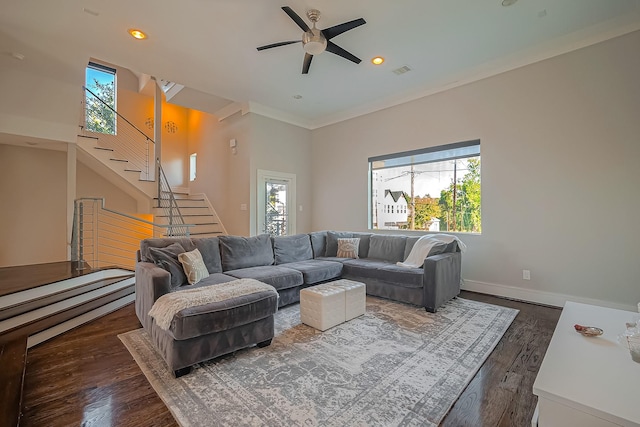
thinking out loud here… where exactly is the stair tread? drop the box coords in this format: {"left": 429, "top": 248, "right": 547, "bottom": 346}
{"left": 0, "top": 281, "right": 134, "bottom": 343}
{"left": 124, "top": 169, "right": 142, "bottom": 173}
{"left": 94, "top": 147, "right": 114, "bottom": 152}
{"left": 0, "top": 275, "right": 132, "bottom": 320}
{"left": 109, "top": 158, "right": 128, "bottom": 162}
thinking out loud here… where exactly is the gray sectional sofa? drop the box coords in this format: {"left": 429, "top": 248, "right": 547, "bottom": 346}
{"left": 135, "top": 231, "right": 462, "bottom": 374}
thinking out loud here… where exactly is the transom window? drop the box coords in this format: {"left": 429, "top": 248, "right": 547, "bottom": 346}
{"left": 369, "top": 140, "right": 481, "bottom": 233}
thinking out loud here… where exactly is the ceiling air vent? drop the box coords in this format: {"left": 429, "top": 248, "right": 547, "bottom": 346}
{"left": 392, "top": 66, "right": 411, "bottom": 75}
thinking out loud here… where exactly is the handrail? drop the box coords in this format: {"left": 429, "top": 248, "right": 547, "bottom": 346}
{"left": 72, "top": 198, "right": 195, "bottom": 270}
{"left": 76, "top": 197, "right": 194, "bottom": 229}
{"left": 83, "top": 86, "right": 154, "bottom": 144}
{"left": 81, "top": 86, "right": 153, "bottom": 179}
{"left": 156, "top": 160, "right": 189, "bottom": 236}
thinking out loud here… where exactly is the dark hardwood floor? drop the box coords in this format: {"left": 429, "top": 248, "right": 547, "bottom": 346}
{"left": 20, "top": 291, "right": 561, "bottom": 427}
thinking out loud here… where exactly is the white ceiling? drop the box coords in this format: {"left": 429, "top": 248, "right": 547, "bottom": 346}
{"left": 2, "top": 0, "right": 640, "bottom": 129}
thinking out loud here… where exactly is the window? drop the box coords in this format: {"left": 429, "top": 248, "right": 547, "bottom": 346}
{"left": 85, "top": 62, "right": 116, "bottom": 134}
{"left": 190, "top": 153, "right": 197, "bottom": 181}
{"left": 369, "top": 140, "right": 481, "bottom": 232}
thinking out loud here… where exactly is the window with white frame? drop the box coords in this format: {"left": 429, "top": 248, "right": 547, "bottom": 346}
{"left": 85, "top": 62, "right": 116, "bottom": 135}
{"left": 369, "top": 140, "right": 481, "bottom": 233}
{"left": 190, "top": 153, "right": 197, "bottom": 181}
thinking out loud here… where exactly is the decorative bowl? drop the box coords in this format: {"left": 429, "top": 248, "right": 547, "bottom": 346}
{"left": 574, "top": 324, "right": 603, "bottom": 337}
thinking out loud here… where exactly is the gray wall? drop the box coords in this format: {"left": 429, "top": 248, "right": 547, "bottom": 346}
{"left": 310, "top": 31, "right": 640, "bottom": 310}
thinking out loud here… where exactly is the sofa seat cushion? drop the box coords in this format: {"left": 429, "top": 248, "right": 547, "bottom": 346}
{"left": 282, "top": 260, "right": 343, "bottom": 285}
{"left": 224, "top": 266, "right": 303, "bottom": 291}
{"left": 186, "top": 273, "right": 238, "bottom": 290}
{"left": 166, "top": 288, "right": 278, "bottom": 340}
{"left": 342, "top": 259, "right": 424, "bottom": 289}
{"left": 316, "top": 256, "right": 353, "bottom": 263}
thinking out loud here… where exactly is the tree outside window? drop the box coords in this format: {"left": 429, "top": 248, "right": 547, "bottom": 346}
{"left": 369, "top": 140, "right": 481, "bottom": 233}
{"left": 85, "top": 62, "right": 116, "bottom": 135}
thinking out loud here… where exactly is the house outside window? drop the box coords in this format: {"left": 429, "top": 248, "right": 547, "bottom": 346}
{"left": 85, "top": 62, "right": 116, "bottom": 135}
{"left": 369, "top": 140, "right": 481, "bottom": 233}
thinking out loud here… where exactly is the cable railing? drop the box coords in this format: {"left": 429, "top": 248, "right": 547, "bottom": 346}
{"left": 71, "top": 198, "right": 193, "bottom": 271}
{"left": 81, "top": 86, "right": 153, "bottom": 180}
{"left": 156, "top": 159, "right": 189, "bottom": 237}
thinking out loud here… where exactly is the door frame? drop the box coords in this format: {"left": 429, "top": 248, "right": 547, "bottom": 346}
{"left": 257, "top": 169, "right": 296, "bottom": 236}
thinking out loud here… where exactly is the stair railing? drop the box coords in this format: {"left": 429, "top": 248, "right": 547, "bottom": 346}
{"left": 80, "top": 86, "right": 193, "bottom": 234}
{"left": 71, "top": 198, "right": 193, "bottom": 271}
{"left": 81, "top": 86, "right": 153, "bottom": 181}
{"left": 156, "top": 159, "right": 189, "bottom": 237}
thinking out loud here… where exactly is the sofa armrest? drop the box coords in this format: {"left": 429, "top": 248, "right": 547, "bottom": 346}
{"left": 135, "top": 261, "right": 171, "bottom": 328}
{"left": 422, "top": 252, "right": 461, "bottom": 313}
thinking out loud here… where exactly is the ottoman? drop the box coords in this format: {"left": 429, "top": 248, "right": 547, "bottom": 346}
{"left": 325, "top": 279, "right": 366, "bottom": 321}
{"left": 300, "top": 284, "right": 346, "bottom": 331}
{"left": 300, "top": 280, "right": 366, "bottom": 331}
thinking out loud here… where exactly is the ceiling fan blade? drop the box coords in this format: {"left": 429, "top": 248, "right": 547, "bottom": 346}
{"left": 302, "top": 53, "right": 313, "bottom": 74}
{"left": 321, "top": 18, "right": 366, "bottom": 40}
{"left": 282, "top": 6, "right": 310, "bottom": 32}
{"left": 257, "top": 40, "right": 300, "bottom": 51}
{"left": 325, "top": 41, "right": 361, "bottom": 64}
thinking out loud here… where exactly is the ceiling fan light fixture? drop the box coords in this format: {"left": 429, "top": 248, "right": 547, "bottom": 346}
{"left": 302, "top": 29, "right": 327, "bottom": 55}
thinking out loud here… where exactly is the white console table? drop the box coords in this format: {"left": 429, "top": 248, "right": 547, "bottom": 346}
{"left": 533, "top": 301, "right": 640, "bottom": 426}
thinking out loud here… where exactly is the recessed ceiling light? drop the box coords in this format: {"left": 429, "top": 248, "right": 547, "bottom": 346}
{"left": 128, "top": 29, "right": 147, "bottom": 40}
{"left": 371, "top": 56, "right": 385, "bottom": 65}
{"left": 293, "top": 95, "right": 302, "bottom": 99}
{"left": 501, "top": 0, "right": 517, "bottom": 6}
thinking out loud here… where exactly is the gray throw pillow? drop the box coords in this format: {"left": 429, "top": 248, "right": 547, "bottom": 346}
{"left": 148, "top": 242, "right": 187, "bottom": 288}
{"left": 273, "top": 234, "right": 313, "bottom": 264}
{"left": 325, "top": 231, "right": 353, "bottom": 257}
{"left": 219, "top": 234, "right": 274, "bottom": 271}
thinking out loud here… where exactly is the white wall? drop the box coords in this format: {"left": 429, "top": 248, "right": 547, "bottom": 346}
{"left": 76, "top": 162, "right": 138, "bottom": 213}
{"left": 187, "top": 110, "right": 312, "bottom": 236}
{"left": 249, "top": 114, "right": 312, "bottom": 236}
{"left": 311, "top": 31, "right": 640, "bottom": 310}
{"left": 0, "top": 144, "right": 68, "bottom": 267}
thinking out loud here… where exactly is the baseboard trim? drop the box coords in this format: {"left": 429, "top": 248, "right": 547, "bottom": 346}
{"left": 461, "top": 279, "right": 637, "bottom": 312}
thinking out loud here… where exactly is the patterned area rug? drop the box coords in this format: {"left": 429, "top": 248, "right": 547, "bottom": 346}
{"left": 119, "top": 297, "right": 518, "bottom": 427}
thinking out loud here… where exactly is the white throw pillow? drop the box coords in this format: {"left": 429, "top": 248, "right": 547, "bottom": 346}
{"left": 337, "top": 238, "right": 360, "bottom": 259}
{"left": 178, "top": 248, "right": 210, "bottom": 285}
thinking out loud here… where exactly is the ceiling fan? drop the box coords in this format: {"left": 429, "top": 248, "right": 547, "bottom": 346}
{"left": 257, "top": 6, "right": 366, "bottom": 74}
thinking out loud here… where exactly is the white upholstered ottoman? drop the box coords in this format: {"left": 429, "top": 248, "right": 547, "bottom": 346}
{"left": 300, "top": 280, "right": 366, "bottom": 331}
{"left": 325, "top": 279, "right": 366, "bottom": 321}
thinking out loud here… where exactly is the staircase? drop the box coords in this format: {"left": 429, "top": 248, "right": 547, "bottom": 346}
{"left": 154, "top": 191, "right": 226, "bottom": 237}
{"left": 0, "top": 264, "right": 135, "bottom": 426}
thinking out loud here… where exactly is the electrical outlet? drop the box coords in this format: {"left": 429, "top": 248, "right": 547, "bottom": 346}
{"left": 523, "top": 270, "right": 531, "bottom": 280}
{"left": 240, "top": 204, "right": 247, "bottom": 211}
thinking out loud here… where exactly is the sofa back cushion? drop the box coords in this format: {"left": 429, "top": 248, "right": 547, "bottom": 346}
{"left": 309, "top": 231, "right": 327, "bottom": 258}
{"left": 352, "top": 233, "right": 372, "bottom": 258}
{"left": 273, "top": 234, "right": 313, "bottom": 264}
{"left": 368, "top": 235, "right": 407, "bottom": 263}
{"left": 325, "top": 231, "right": 353, "bottom": 257}
{"left": 219, "top": 234, "right": 274, "bottom": 271}
{"left": 193, "top": 237, "right": 223, "bottom": 274}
